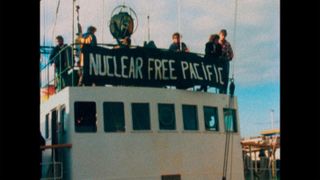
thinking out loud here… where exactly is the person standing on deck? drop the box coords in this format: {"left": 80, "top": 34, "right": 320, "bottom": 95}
{"left": 169, "top": 32, "right": 190, "bottom": 89}
{"left": 169, "top": 32, "right": 189, "bottom": 52}
{"left": 198, "top": 34, "right": 222, "bottom": 92}
{"left": 77, "top": 26, "right": 97, "bottom": 86}
{"left": 49, "top": 35, "right": 72, "bottom": 90}
{"left": 218, "top": 29, "right": 234, "bottom": 94}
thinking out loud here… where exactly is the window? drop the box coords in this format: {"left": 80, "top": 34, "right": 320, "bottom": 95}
{"left": 132, "top": 103, "right": 151, "bottom": 130}
{"left": 161, "top": 174, "right": 181, "bottom": 180}
{"left": 74, "top": 102, "right": 97, "bottom": 132}
{"left": 45, "top": 114, "right": 49, "bottom": 138}
{"left": 182, "top": 105, "right": 198, "bottom": 130}
{"left": 60, "top": 107, "right": 66, "bottom": 135}
{"left": 103, "top": 102, "right": 125, "bottom": 132}
{"left": 204, "top": 106, "right": 219, "bottom": 131}
{"left": 158, "top": 104, "right": 176, "bottom": 130}
{"left": 223, "top": 108, "right": 237, "bottom": 132}
{"left": 51, "top": 110, "right": 58, "bottom": 144}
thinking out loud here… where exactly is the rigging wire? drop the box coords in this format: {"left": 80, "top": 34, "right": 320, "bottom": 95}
{"left": 42, "top": 0, "right": 46, "bottom": 47}
{"left": 222, "top": 1, "right": 239, "bottom": 179}
{"left": 40, "top": 0, "right": 45, "bottom": 89}
{"left": 51, "top": 0, "right": 61, "bottom": 45}
{"left": 222, "top": 97, "right": 235, "bottom": 180}
{"left": 229, "top": 132, "right": 234, "bottom": 180}
{"left": 177, "top": 0, "right": 182, "bottom": 51}
{"left": 231, "top": 0, "right": 238, "bottom": 80}
{"left": 102, "top": 0, "right": 105, "bottom": 43}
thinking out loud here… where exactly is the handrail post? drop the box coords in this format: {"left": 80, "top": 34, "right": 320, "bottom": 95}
{"left": 71, "top": 44, "right": 74, "bottom": 87}
{"left": 53, "top": 147, "right": 56, "bottom": 180}
{"left": 249, "top": 145, "right": 254, "bottom": 180}
{"left": 268, "top": 147, "right": 272, "bottom": 180}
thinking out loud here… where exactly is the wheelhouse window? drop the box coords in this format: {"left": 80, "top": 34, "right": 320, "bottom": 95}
{"left": 51, "top": 110, "right": 58, "bottom": 144}
{"left": 132, "top": 103, "right": 151, "bottom": 130}
{"left": 204, "top": 106, "right": 219, "bottom": 131}
{"left": 60, "top": 106, "right": 66, "bottom": 135}
{"left": 158, "top": 104, "right": 176, "bottom": 130}
{"left": 223, "top": 108, "right": 237, "bottom": 132}
{"left": 45, "top": 114, "right": 49, "bottom": 138}
{"left": 161, "top": 174, "right": 181, "bottom": 180}
{"left": 74, "top": 102, "right": 97, "bottom": 132}
{"left": 103, "top": 102, "right": 125, "bottom": 132}
{"left": 182, "top": 105, "right": 198, "bottom": 130}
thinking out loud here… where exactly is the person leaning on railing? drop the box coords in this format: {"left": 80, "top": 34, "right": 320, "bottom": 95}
{"left": 49, "top": 35, "right": 72, "bottom": 90}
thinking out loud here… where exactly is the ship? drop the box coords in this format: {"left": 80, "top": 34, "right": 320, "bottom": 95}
{"left": 40, "top": 1, "right": 244, "bottom": 180}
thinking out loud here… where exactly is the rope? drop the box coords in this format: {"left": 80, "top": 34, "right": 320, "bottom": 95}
{"left": 222, "top": 97, "right": 235, "bottom": 180}
{"left": 229, "top": 132, "right": 234, "bottom": 180}
{"left": 224, "top": 2, "right": 238, "bottom": 177}
{"left": 221, "top": 1, "right": 239, "bottom": 177}
{"left": 102, "top": 0, "right": 105, "bottom": 43}
{"left": 177, "top": 0, "right": 182, "bottom": 51}
{"left": 231, "top": 0, "right": 238, "bottom": 79}
{"left": 41, "top": 0, "right": 50, "bottom": 92}
{"left": 51, "top": 0, "right": 61, "bottom": 45}
{"left": 42, "top": 0, "right": 46, "bottom": 47}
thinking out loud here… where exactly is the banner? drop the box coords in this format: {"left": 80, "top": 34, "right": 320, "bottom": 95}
{"left": 82, "top": 45, "right": 226, "bottom": 88}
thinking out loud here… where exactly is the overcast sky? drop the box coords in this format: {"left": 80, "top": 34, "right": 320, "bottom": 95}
{"left": 40, "top": 0, "right": 280, "bottom": 137}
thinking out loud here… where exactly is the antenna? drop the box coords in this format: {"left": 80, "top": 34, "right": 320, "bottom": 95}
{"left": 270, "top": 109, "right": 275, "bottom": 129}
{"left": 147, "top": 15, "right": 150, "bottom": 41}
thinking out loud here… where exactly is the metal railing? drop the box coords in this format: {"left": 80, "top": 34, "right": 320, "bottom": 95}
{"left": 40, "top": 44, "right": 82, "bottom": 104}
{"left": 40, "top": 162, "right": 63, "bottom": 180}
{"left": 40, "top": 144, "right": 72, "bottom": 180}
{"left": 243, "top": 154, "right": 280, "bottom": 180}
{"left": 40, "top": 44, "right": 224, "bottom": 99}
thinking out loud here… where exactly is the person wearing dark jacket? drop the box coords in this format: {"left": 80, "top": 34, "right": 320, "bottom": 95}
{"left": 49, "top": 35, "right": 72, "bottom": 90}
{"left": 204, "top": 34, "right": 222, "bottom": 60}
{"left": 198, "top": 34, "right": 222, "bottom": 92}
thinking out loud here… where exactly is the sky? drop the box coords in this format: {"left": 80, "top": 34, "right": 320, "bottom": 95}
{"left": 40, "top": 0, "right": 280, "bottom": 138}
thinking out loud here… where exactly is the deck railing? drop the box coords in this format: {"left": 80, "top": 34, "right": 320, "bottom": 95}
{"left": 40, "top": 44, "right": 223, "bottom": 101}
{"left": 40, "top": 144, "right": 72, "bottom": 180}
{"left": 40, "top": 44, "right": 85, "bottom": 103}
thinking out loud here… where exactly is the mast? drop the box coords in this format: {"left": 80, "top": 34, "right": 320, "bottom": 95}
{"left": 72, "top": 0, "right": 75, "bottom": 45}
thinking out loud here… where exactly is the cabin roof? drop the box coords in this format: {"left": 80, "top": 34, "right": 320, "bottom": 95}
{"left": 260, "top": 129, "right": 280, "bottom": 136}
